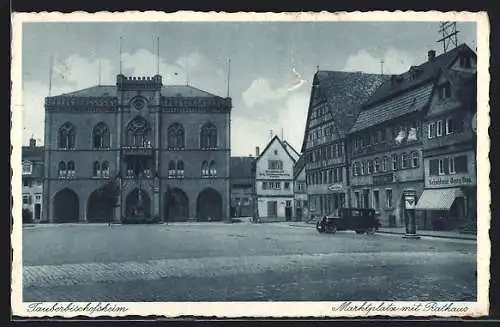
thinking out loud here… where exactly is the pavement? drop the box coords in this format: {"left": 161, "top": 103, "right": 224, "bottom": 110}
{"left": 21, "top": 222, "right": 477, "bottom": 302}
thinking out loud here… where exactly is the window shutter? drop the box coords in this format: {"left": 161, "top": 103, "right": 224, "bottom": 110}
{"left": 429, "top": 159, "right": 438, "bottom": 176}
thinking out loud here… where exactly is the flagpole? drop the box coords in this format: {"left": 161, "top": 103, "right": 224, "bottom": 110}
{"left": 226, "top": 58, "right": 231, "bottom": 98}
{"left": 156, "top": 36, "right": 160, "bottom": 76}
{"left": 119, "top": 37, "right": 123, "bottom": 75}
{"left": 48, "top": 55, "right": 53, "bottom": 96}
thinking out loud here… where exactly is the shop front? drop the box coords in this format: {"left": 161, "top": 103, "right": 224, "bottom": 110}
{"left": 416, "top": 152, "right": 476, "bottom": 231}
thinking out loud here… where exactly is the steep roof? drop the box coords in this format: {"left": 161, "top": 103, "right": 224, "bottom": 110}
{"left": 349, "top": 43, "right": 477, "bottom": 134}
{"left": 293, "top": 154, "right": 306, "bottom": 180}
{"left": 52, "top": 84, "right": 221, "bottom": 98}
{"left": 362, "top": 43, "right": 475, "bottom": 108}
{"left": 256, "top": 135, "right": 297, "bottom": 165}
{"left": 300, "top": 71, "right": 389, "bottom": 152}
{"left": 283, "top": 140, "right": 300, "bottom": 161}
{"left": 230, "top": 156, "right": 255, "bottom": 181}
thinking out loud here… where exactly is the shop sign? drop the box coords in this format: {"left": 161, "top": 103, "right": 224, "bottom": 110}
{"left": 258, "top": 170, "right": 291, "bottom": 178}
{"left": 404, "top": 194, "right": 416, "bottom": 209}
{"left": 327, "top": 184, "right": 343, "bottom": 192}
{"left": 428, "top": 175, "right": 474, "bottom": 187}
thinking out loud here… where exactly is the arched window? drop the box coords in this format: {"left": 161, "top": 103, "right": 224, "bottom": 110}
{"left": 360, "top": 161, "right": 365, "bottom": 175}
{"left": 101, "top": 161, "right": 109, "bottom": 178}
{"left": 168, "top": 123, "right": 185, "bottom": 149}
{"left": 126, "top": 161, "right": 134, "bottom": 177}
{"left": 93, "top": 161, "right": 101, "bottom": 177}
{"left": 209, "top": 161, "right": 216, "bottom": 177}
{"left": 200, "top": 122, "right": 217, "bottom": 149}
{"left": 411, "top": 151, "right": 420, "bottom": 168}
{"left": 67, "top": 161, "right": 75, "bottom": 178}
{"left": 177, "top": 161, "right": 185, "bottom": 178}
{"left": 58, "top": 122, "right": 75, "bottom": 149}
{"left": 93, "top": 123, "right": 110, "bottom": 149}
{"left": 168, "top": 160, "right": 176, "bottom": 178}
{"left": 201, "top": 161, "right": 209, "bottom": 177}
{"left": 391, "top": 154, "right": 399, "bottom": 171}
{"left": 126, "top": 116, "right": 151, "bottom": 147}
{"left": 58, "top": 161, "right": 66, "bottom": 178}
{"left": 367, "top": 160, "right": 373, "bottom": 174}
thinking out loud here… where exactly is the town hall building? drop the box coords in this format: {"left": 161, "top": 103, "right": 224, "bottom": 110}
{"left": 43, "top": 73, "right": 231, "bottom": 223}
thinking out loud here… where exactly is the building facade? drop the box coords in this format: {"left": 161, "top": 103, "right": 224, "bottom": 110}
{"left": 415, "top": 44, "right": 477, "bottom": 231}
{"left": 254, "top": 136, "right": 297, "bottom": 221}
{"left": 348, "top": 45, "right": 476, "bottom": 229}
{"left": 301, "top": 71, "right": 387, "bottom": 220}
{"left": 22, "top": 138, "right": 44, "bottom": 222}
{"left": 293, "top": 154, "right": 308, "bottom": 221}
{"left": 43, "top": 74, "right": 231, "bottom": 223}
{"left": 230, "top": 155, "right": 255, "bottom": 217}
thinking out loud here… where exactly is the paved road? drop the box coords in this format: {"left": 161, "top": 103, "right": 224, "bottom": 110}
{"left": 22, "top": 222, "right": 477, "bottom": 302}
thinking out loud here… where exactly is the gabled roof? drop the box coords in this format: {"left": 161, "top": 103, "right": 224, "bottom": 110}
{"left": 52, "top": 84, "right": 222, "bottom": 99}
{"left": 283, "top": 140, "right": 300, "bottom": 161}
{"left": 439, "top": 67, "right": 477, "bottom": 105}
{"left": 230, "top": 156, "right": 255, "bottom": 181}
{"left": 349, "top": 83, "right": 434, "bottom": 133}
{"left": 349, "top": 43, "right": 477, "bottom": 134}
{"left": 362, "top": 43, "right": 476, "bottom": 108}
{"left": 300, "top": 71, "right": 389, "bottom": 152}
{"left": 293, "top": 154, "right": 306, "bottom": 179}
{"left": 256, "top": 135, "right": 297, "bottom": 164}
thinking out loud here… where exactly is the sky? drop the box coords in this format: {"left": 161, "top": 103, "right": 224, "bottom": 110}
{"left": 20, "top": 21, "right": 476, "bottom": 156}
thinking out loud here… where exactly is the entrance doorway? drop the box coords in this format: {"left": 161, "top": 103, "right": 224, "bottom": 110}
{"left": 285, "top": 200, "right": 292, "bottom": 221}
{"left": 53, "top": 188, "right": 79, "bottom": 223}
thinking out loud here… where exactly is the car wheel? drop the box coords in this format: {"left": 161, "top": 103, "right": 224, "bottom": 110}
{"left": 366, "top": 227, "right": 375, "bottom": 235}
{"left": 316, "top": 221, "right": 325, "bottom": 233}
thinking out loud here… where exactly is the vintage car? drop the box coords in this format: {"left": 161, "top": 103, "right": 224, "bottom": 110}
{"left": 316, "top": 208, "right": 381, "bottom": 234}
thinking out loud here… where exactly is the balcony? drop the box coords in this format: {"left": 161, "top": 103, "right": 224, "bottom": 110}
{"left": 121, "top": 145, "right": 154, "bottom": 156}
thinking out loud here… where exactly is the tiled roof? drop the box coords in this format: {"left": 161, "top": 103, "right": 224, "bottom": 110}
{"left": 349, "top": 83, "right": 434, "bottom": 133}
{"left": 257, "top": 135, "right": 298, "bottom": 164}
{"left": 301, "top": 71, "right": 388, "bottom": 152}
{"left": 293, "top": 154, "right": 305, "bottom": 179}
{"left": 362, "top": 43, "right": 474, "bottom": 108}
{"left": 52, "top": 84, "right": 221, "bottom": 98}
{"left": 230, "top": 156, "right": 255, "bottom": 180}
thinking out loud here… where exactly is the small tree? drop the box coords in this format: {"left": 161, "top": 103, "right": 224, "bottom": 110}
{"left": 97, "top": 176, "right": 120, "bottom": 226}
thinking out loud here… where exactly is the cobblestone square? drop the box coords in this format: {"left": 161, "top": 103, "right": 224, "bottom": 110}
{"left": 22, "top": 222, "right": 477, "bottom": 302}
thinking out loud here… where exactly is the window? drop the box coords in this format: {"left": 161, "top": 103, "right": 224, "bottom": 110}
{"left": 22, "top": 161, "right": 32, "bottom": 175}
{"left": 438, "top": 158, "right": 445, "bottom": 175}
{"left": 438, "top": 83, "right": 451, "bottom": 99}
{"left": 336, "top": 167, "right": 343, "bottom": 182}
{"left": 209, "top": 161, "right": 217, "bottom": 177}
{"left": 455, "top": 156, "right": 468, "bottom": 173}
{"left": 382, "top": 156, "right": 389, "bottom": 172}
{"left": 401, "top": 153, "right": 410, "bottom": 169}
{"left": 460, "top": 55, "right": 472, "bottom": 68}
{"left": 126, "top": 116, "right": 151, "bottom": 147}
{"left": 262, "top": 181, "right": 268, "bottom": 190}
{"left": 354, "top": 192, "right": 360, "bottom": 208}
{"left": 58, "top": 122, "right": 76, "bottom": 149}
{"left": 429, "top": 159, "right": 439, "bottom": 176}
{"left": 177, "top": 161, "right": 185, "bottom": 178}
{"left": 352, "top": 162, "right": 358, "bottom": 176}
{"left": 23, "top": 194, "right": 32, "bottom": 204}
{"left": 446, "top": 118, "right": 464, "bottom": 135}
{"left": 35, "top": 195, "right": 41, "bottom": 202}
{"left": 284, "top": 182, "right": 290, "bottom": 190}
{"left": 328, "top": 170, "right": 333, "bottom": 183}
{"left": 200, "top": 161, "right": 209, "bottom": 177}
{"left": 23, "top": 180, "right": 30, "bottom": 187}
{"left": 200, "top": 122, "right": 217, "bottom": 149}
{"left": 449, "top": 156, "right": 456, "bottom": 174}
{"left": 411, "top": 151, "right": 420, "bottom": 168}
{"left": 167, "top": 123, "right": 185, "bottom": 149}
{"left": 323, "top": 171, "right": 327, "bottom": 184}
{"left": 367, "top": 160, "right": 373, "bottom": 175}
{"left": 67, "top": 161, "right": 75, "bottom": 178}
{"left": 373, "top": 190, "right": 380, "bottom": 209}
{"left": 58, "top": 161, "right": 66, "bottom": 178}
{"left": 268, "top": 160, "right": 283, "bottom": 170}
{"left": 92, "top": 123, "right": 110, "bottom": 149}
{"left": 436, "top": 120, "right": 443, "bottom": 137}
{"left": 93, "top": 161, "right": 101, "bottom": 177}
{"left": 374, "top": 157, "right": 380, "bottom": 173}
{"left": 428, "top": 122, "right": 436, "bottom": 139}
{"left": 391, "top": 154, "right": 398, "bottom": 171}
{"left": 360, "top": 161, "right": 365, "bottom": 175}
{"left": 386, "top": 189, "right": 393, "bottom": 208}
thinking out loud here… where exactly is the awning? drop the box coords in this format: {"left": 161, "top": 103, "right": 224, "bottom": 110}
{"left": 415, "top": 188, "right": 464, "bottom": 210}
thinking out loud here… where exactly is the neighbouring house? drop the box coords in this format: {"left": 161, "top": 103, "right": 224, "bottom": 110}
{"left": 253, "top": 135, "right": 298, "bottom": 222}
{"left": 230, "top": 154, "right": 256, "bottom": 218}
{"left": 293, "top": 154, "right": 308, "bottom": 221}
{"left": 22, "top": 138, "right": 44, "bottom": 222}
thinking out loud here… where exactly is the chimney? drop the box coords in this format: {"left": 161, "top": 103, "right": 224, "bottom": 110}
{"left": 255, "top": 146, "right": 260, "bottom": 157}
{"left": 29, "top": 138, "right": 36, "bottom": 148}
{"left": 428, "top": 50, "right": 436, "bottom": 62}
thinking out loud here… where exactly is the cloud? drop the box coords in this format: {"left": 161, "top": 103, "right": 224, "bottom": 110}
{"left": 342, "top": 47, "right": 418, "bottom": 75}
